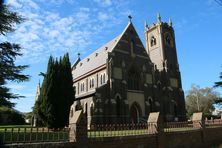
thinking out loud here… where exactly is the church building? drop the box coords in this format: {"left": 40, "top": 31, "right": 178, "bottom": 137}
{"left": 70, "top": 14, "right": 186, "bottom": 127}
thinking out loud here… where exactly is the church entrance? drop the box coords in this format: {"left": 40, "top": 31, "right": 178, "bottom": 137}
{"left": 130, "top": 103, "right": 141, "bottom": 124}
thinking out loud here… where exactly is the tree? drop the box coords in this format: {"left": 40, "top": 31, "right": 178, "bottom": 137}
{"left": 0, "top": 106, "right": 25, "bottom": 125}
{"left": 55, "top": 53, "right": 75, "bottom": 128}
{"left": 34, "top": 54, "right": 74, "bottom": 128}
{"left": 214, "top": 71, "right": 222, "bottom": 88}
{"left": 0, "top": 0, "right": 29, "bottom": 108}
{"left": 186, "top": 85, "right": 219, "bottom": 118}
{"left": 34, "top": 56, "right": 55, "bottom": 127}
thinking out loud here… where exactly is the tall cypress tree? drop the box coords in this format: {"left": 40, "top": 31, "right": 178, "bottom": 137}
{"left": 61, "top": 53, "right": 75, "bottom": 126}
{"left": 34, "top": 54, "right": 74, "bottom": 128}
{"left": 34, "top": 56, "right": 55, "bottom": 127}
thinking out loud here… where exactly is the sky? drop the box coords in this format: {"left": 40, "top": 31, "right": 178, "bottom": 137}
{"left": 2, "top": 0, "right": 222, "bottom": 113}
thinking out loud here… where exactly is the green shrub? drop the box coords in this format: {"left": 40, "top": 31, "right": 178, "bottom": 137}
{"left": 0, "top": 107, "right": 25, "bottom": 125}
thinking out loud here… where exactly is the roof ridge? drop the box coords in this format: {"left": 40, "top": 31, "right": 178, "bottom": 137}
{"left": 83, "top": 35, "right": 120, "bottom": 61}
{"left": 72, "top": 22, "right": 134, "bottom": 79}
{"left": 76, "top": 22, "right": 132, "bottom": 63}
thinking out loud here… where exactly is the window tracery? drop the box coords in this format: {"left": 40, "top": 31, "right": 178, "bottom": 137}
{"left": 128, "top": 67, "right": 140, "bottom": 90}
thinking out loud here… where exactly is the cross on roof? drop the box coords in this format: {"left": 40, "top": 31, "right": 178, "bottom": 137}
{"left": 128, "top": 15, "right": 132, "bottom": 22}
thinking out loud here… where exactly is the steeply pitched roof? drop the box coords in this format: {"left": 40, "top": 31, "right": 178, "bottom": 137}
{"left": 72, "top": 22, "right": 133, "bottom": 80}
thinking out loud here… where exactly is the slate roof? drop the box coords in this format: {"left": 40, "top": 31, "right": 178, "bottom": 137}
{"left": 72, "top": 22, "right": 131, "bottom": 80}
{"left": 72, "top": 35, "right": 120, "bottom": 79}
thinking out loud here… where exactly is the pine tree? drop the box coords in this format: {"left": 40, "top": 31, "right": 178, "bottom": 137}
{"left": 0, "top": 0, "right": 29, "bottom": 108}
{"left": 214, "top": 71, "right": 222, "bottom": 88}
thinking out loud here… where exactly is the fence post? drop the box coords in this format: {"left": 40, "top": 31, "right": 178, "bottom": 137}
{"left": 69, "top": 109, "right": 87, "bottom": 145}
{"left": 192, "top": 112, "right": 205, "bottom": 143}
{"left": 147, "top": 112, "right": 162, "bottom": 134}
{"left": 147, "top": 112, "right": 164, "bottom": 148}
{"left": 192, "top": 112, "right": 205, "bottom": 129}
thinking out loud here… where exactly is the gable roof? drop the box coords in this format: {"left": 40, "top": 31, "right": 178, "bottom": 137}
{"left": 72, "top": 22, "right": 138, "bottom": 80}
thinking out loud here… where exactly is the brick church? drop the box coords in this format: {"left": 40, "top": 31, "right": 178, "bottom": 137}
{"left": 70, "top": 14, "right": 186, "bottom": 127}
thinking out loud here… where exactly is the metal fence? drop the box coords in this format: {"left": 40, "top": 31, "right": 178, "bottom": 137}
{"left": 164, "top": 121, "right": 196, "bottom": 132}
{"left": 205, "top": 119, "right": 222, "bottom": 128}
{"left": 88, "top": 123, "right": 149, "bottom": 138}
{"left": 88, "top": 120, "right": 222, "bottom": 138}
{"left": 1, "top": 119, "right": 222, "bottom": 144}
{"left": 0, "top": 127, "right": 69, "bottom": 144}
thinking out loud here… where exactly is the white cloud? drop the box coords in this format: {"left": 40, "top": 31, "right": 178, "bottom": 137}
{"left": 94, "top": 0, "right": 112, "bottom": 7}
{"left": 39, "top": 0, "right": 76, "bottom": 5}
{"left": 46, "top": 0, "right": 64, "bottom": 5}
{"left": 98, "top": 12, "right": 109, "bottom": 21}
{"left": 21, "top": 93, "right": 35, "bottom": 97}
{"left": 3, "top": 0, "right": 132, "bottom": 112}
{"left": 7, "top": 0, "right": 23, "bottom": 8}
{"left": 27, "top": 0, "right": 39, "bottom": 10}
{"left": 7, "top": 84, "right": 26, "bottom": 91}
{"left": 5, "top": 0, "right": 131, "bottom": 64}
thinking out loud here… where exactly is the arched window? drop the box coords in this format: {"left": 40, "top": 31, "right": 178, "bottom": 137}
{"left": 116, "top": 97, "right": 121, "bottom": 118}
{"left": 80, "top": 83, "right": 84, "bottom": 92}
{"left": 174, "top": 104, "right": 177, "bottom": 116}
{"left": 171, "top": 100, "right": 178, "bottom": 117}
{"left": 70, "top": 108, "right": 73, "bottom": 117}
{"left": 130, "top": 39, "right": 135, "bottom": 56}
{"left": 165, "top": 35, "right": 171, "bottom": 46}
{"left": 150, "top": 36, "right": 156, "bottom": 47}
{"left": 100, "top": 75, "right": 103, "bottom": 85}
{"left": 128, "top": 67, "right": 140, "bottom": 90}
{"left": 89, "top": 78, "right": 94, "bottom": 88}
{"left": 80, "top": 82, "right": 84, "bottom": 92}
{"left": 100, "top": 73, "right": 106, "bottom": 85}
{"left": 92, "top": 79, "right": 94, "bottom": 88}
{"left": 103, "top": 73, "right": 106, "bottom": 83}
{"left": 149, "top": 99, "right": 153, "bottom": 112}
{"left": 130, "top": 40, "right": 135, "bottom": 50}
{"left": 90, "top": 103, "right": 94, "bottom": 121}
{"left": 77, "top": 82, "right": 79, "bottom": 94}
{"left": 85, "top": 103, "right": 88, "bottom": 119}
{"left": 165, "top": 33, "right": 173, "bottom": 47}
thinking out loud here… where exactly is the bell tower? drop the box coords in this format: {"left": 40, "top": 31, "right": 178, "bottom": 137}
{"left": 144, "top": 13, "right": 179, "bottom": 72}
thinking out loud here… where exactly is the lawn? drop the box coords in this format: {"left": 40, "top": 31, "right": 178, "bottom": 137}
{"left": 0, "top": 125, "right": 31, "bottom": 128}
{"left": 88, "top": 129, "right": 149, "bottom": 138}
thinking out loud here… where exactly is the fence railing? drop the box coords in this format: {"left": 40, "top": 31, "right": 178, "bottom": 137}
{"left": 164, "top": 121, "right": 195, "bottom": 132}
{"left": 205, "top": 119, "right": 222, "bottom": 128}
{"left": 88, "top": 123, "right": 149, "bottom": 138}
{"left": 0, "top": 127, "right": 69, "bottom": 144}
{"left": 1, "top": 119, "right": 222, "bottom": 144}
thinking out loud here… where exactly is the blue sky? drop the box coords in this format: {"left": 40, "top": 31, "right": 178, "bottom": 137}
{"left": 3, "top": 0, "right": 222, "bottom": 112}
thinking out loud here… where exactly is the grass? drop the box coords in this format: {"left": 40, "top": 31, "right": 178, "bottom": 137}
{"left": 0, "top": 131, "right": 69, "bottom": 143}
{"left": 205, "top": 125, "right": 222, "bottom": 129}
{"left": 164, "top": 127, "right": 199, "bottom": 132}
{"left": 0, "top": 125, "right": 31, "bottom": 128}
{"left": 87, "top": 127, "right": 201, "bottom": 138}
{"left": 88, "top": 129, "right": 149, "bottom": 138}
